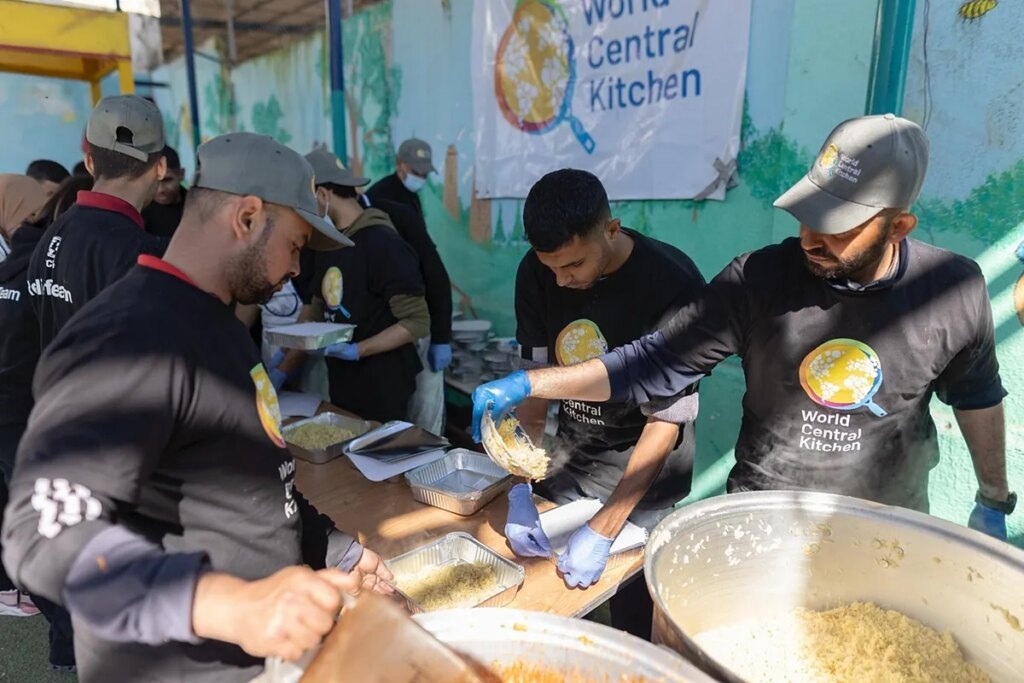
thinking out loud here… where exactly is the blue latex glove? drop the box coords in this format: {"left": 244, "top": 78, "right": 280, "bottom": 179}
{"left": 324, "top": 342, "right": 360, "bottom": 361}
{"left": 557, "top": 523, "right": 614, "bottom": 589}
{"left": 428, "top": 343, "right": 453, "bottom": 372}
{"left": 267, "top": 350, "right": 287, "bottom": 391}
{"left": 504, "top": 484, "right": 552, "bottom": 558}
{"left": 471, "top": 370, "right": 532, "bottom": 442}
{"left": 969, "top": 502, "right": 1008, "bottom": 540}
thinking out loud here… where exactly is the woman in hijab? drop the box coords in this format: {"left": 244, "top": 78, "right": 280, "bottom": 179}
{"left": 0, "top": 174, "right": 91, "bottom": 672}
{"left": 0, "top": 174, "right": 48, "bottom": 264}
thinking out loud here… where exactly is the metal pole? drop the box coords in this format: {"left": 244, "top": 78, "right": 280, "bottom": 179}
{"left": 181, "top": 0, "right": 203, "bottom": 151}
{"left": 326, "top": 0, "right": 348, "bottom": 163}
{"left": 224, "top": 0, "right": 238, "bottom": 64}
{"left": 865, "top": 0, "right": 917, "bottom": 116}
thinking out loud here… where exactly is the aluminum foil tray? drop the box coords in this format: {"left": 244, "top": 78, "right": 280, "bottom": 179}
{"left": 283, "top": 412, "right": 373, "bottom": 464}
{"left": 385, "top": 532, "right": 524, "bottom": 613}
{"left": 265, "top": 322, "right": 355, "bottom": 351}
{"left": 405, "top": 449, "right": 510, "bottom": 516}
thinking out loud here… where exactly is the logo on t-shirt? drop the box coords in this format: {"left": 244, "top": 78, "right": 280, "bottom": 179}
{"left": 795, "top": 339, "right": 887, "bottom": 455}
{"left": 799, "top": 338, "right": 887, "bottom": 417}
{"left": 251, "top": 363, "right": 286, "bottom": 448}
{"left": 322, "top": 266, "right": 344, "bottom": 311}
{"left": 556, "top": 319, "right": 608, "bottom": 366}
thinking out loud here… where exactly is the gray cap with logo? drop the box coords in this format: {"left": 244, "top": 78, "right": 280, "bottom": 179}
{"left": 194, "top": 132, "right": 353, "bottom": 250}
{"left": 86, "top": 95, "right": 166, "bottom": 162}
{"left": 774, "top": 114, "right": 930, "bottom": 235}
{"left": 397, "top": 138, "right": 437, "bottom": 176}
{"left": 305, "top": 148, "right": 370, "bottom": 187}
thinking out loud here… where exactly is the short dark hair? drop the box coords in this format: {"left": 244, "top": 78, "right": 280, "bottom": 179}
{"left": 25, "top": 159, "right": 70, "bottom": 184}
{"left": 162, "top": 145, "right": 182, "bottom": 171}
{"left": 87, "top": 142, "right": 162, "bottom": 181}
{"left": 318, "top": 182, "right": 359, "bottom": 200}
{"left": 182, "top": 186, "right": 228, "bottom": 221}
{"left": 29, "top": 174, "right": 94, "bottom": 230}
{"left": 523, "top": 169, "right": 610, "bottom": 252}
{"left": 72, "top": 161, "right": 88, "bottom": 176}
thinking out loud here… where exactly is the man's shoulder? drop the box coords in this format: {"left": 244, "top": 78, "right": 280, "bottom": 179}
{"left": 906, "top": 238, "right": 983, "bottom": 279}
{"left": 630, "top": 231, "right": 705, "bottom": 285}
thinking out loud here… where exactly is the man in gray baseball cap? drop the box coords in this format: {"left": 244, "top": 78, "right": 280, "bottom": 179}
{"left": 4, "top": 131, "right": 393, "bottom": 682}
{"left": 470, "top": 114, "right": 1014, "bottom": 541}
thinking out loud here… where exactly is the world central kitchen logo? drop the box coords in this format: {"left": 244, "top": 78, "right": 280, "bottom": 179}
{"left": 494, "top": 0, "right": 702, "bottom": 153}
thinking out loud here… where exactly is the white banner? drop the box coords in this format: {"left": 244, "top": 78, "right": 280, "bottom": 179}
{"left": 472, "top": 0, "right": 751, "bottom": 200}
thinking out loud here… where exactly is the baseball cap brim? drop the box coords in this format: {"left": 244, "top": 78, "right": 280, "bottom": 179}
{"left": 409, "top": 160, "right": 436, "bottom": 177}
{"left": 294, "top": 207, "right": 354, "bottom": 250}
{"left": 774, "top": 175, "right": 884, "bottom": 235}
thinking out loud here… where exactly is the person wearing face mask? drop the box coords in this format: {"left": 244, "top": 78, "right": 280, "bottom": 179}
{"left": 28, "top": 95, "right": 169, "bottom": 350}
{"left": 305, "top": 148, "right": 430, "bottom": 423}
{"left": 473, "top": 115, "right": 1015, "bottom": 542}
{"left": 2, "top": 134, "right": 396, "bottom": 683}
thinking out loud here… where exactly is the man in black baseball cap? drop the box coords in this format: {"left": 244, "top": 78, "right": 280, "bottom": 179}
{"left": 28, "top": 94, "right": 169, "bottom": 350}
{"left": 142, "top": 145, "right": 187, "bottom": 238}
{"left": 471, "top": 115, "right": 1014, "bottom": 539}
{"left": 3, "top": 133, "right": 388, "bottom": 683}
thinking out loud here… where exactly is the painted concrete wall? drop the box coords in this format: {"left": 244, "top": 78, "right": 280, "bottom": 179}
{"left": 0, "top": 0, "right": 1019, "bottom": 543}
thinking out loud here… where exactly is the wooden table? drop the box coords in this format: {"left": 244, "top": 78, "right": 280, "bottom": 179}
{"left": 294, "top": 406, "right": 644, "bottom": 618}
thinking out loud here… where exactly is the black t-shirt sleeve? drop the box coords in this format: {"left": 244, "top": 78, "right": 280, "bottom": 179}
{"left": 934, "top": 269, "right": 1006, "bottom": 409}
{"left": 515, "top": 254, "right": 548, "bottom": 363}
{"left": 2, "top": 328, "right": 184, "bottom": 604}
{"left": 366, "top": 229, "right": 425, "bottom": 300}
{"left": 601, "top": 256, "right": 747, "bottom": 405}
{"left": 389, "top": 205, "right": 453, "bottom": 343}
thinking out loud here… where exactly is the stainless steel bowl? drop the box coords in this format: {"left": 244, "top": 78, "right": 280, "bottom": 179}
{"left": 645, "top": 491, "right": 1024, "bottom": 682}
{"left": 259, "top": 608, "right": 715, "bottom": 682}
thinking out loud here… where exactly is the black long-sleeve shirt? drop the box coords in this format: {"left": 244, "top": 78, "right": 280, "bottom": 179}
{"left": 600, "top": 238, "right": 1005, "bottom": 510}
{"left": 3, "top": 256, "right": 359, "bottom": 683}
{"left": 365, "top": 177, "right": 452, "bottom": 343}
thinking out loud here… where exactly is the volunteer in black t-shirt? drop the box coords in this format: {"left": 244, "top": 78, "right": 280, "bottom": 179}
{"left": 473, "top": 115, "right": 1016, "bottom": 540}
{"left": 2, "top": 133, "right": 397, "bottom": 683}
{"left": 302, "top": 148, "right": 430, "bottom": 423}
{"left": 28, "top": 95, "right": 168, "bottom": 350}
{"left": 142, "top": 144, "right": 188, "bottom": 238}
{"left": 367, "top": 138, "right": 456, "bottom": 433}
{"left": 500, "top": 169, "right": 703, "bottom": 637}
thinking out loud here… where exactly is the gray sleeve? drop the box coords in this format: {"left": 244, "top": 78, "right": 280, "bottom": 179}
{"left": 640, "top": 392, "right": 700, "bottom": 424}
{"left": 326, "top": 529, "right": 364, "bottom": 571}
{"left": 63, "top": 526, "right": 208, "bottom": 645}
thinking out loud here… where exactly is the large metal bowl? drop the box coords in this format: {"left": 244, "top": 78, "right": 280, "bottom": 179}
{"left": 645, "top": 491, "right": 1024, "bottom": 682}
{"left": 260, "top": 608, "right": 715, "bottom": 682}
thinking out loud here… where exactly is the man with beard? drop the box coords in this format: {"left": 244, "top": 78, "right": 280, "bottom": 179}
{"left": 472, "top": 115, "right": 1016, "bottom": 539}
{"left": 3, "top": 134, "right": 398, "bottom": 683}
{"left": 142, "top": 145, "right": 188, "bottom": 238}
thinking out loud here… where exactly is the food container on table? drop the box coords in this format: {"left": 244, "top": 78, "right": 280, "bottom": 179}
{"left": 282, "top": 412, "right": 372, "bottom": 464}
{"left": 260, "top": 608, "right": 714, "bottom": 683}
{"left": 405, "top": 449, "right": 511, "bottom": 516}
{"left": 385, "top": 532, "right": 524, "bottom": 613}
{"left": 265, "top": 322, "right": 356, "bottom": 351}
{"left": 451, "top": 319, "right": 492, "bottom": 342}
{"left": 480, "top": 411, "right": 550, "bottom": 480}
{"left": 645, "top": 490, "right": 1024, "bottom": 682}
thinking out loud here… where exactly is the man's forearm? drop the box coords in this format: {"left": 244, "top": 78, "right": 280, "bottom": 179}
{"left": 589, "top": 419, "right": 679, "bottom": 538}
{"left": 955, "top": 403, "right": 1009, "bottom": 499}
{"left": 527, "top": 359, "right": 611, "bottom": 403}
{"left": 357, "top": 323, "right": 415, "bottom": 358}
{"left": 517, "top": 397, "right": 549, "bottom": 444}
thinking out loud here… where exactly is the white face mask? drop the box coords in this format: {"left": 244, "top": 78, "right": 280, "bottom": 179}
{"left": 402, "top": 172, "right": 427, "bottom": 193}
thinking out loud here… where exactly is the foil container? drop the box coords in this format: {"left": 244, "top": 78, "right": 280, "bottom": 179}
{"left": 265, "top": 322, "right": 355, "bottom": 351}
{"left": 405, "top": 449, "right": 511, "bottom": 516}
{"left": 282, "top": 412, "right": 373, "bottom": 464}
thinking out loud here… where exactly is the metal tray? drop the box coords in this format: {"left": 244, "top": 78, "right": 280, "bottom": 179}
{"left": 282, "top": 412, "right": 373, "bottom": 464}
{"left": 265, "top": 322, "right": 355, "bottom": 351}
{"left": 385, "top": 532, "right": 524, "bottom": 613}
{"left": 405, "top": 449, "right": 511, "bottom": 516}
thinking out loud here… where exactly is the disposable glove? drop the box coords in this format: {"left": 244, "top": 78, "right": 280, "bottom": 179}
{"left": 324, "top": 342, "right": 360, "bottom": 362}
{"left": 471, "top": 370, "right": 531, "bottom": 442}
{"left": 556, "top": 523, "right": 614, "bottom": 588}
{"left": 969, "top": 502, "right": 1008, "bottom": 541}
{"left": 428, "top": 343, "right": 453, "bottom": 372}
{"left": 504, "top": 483, "right": 552, "bottom": 558}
